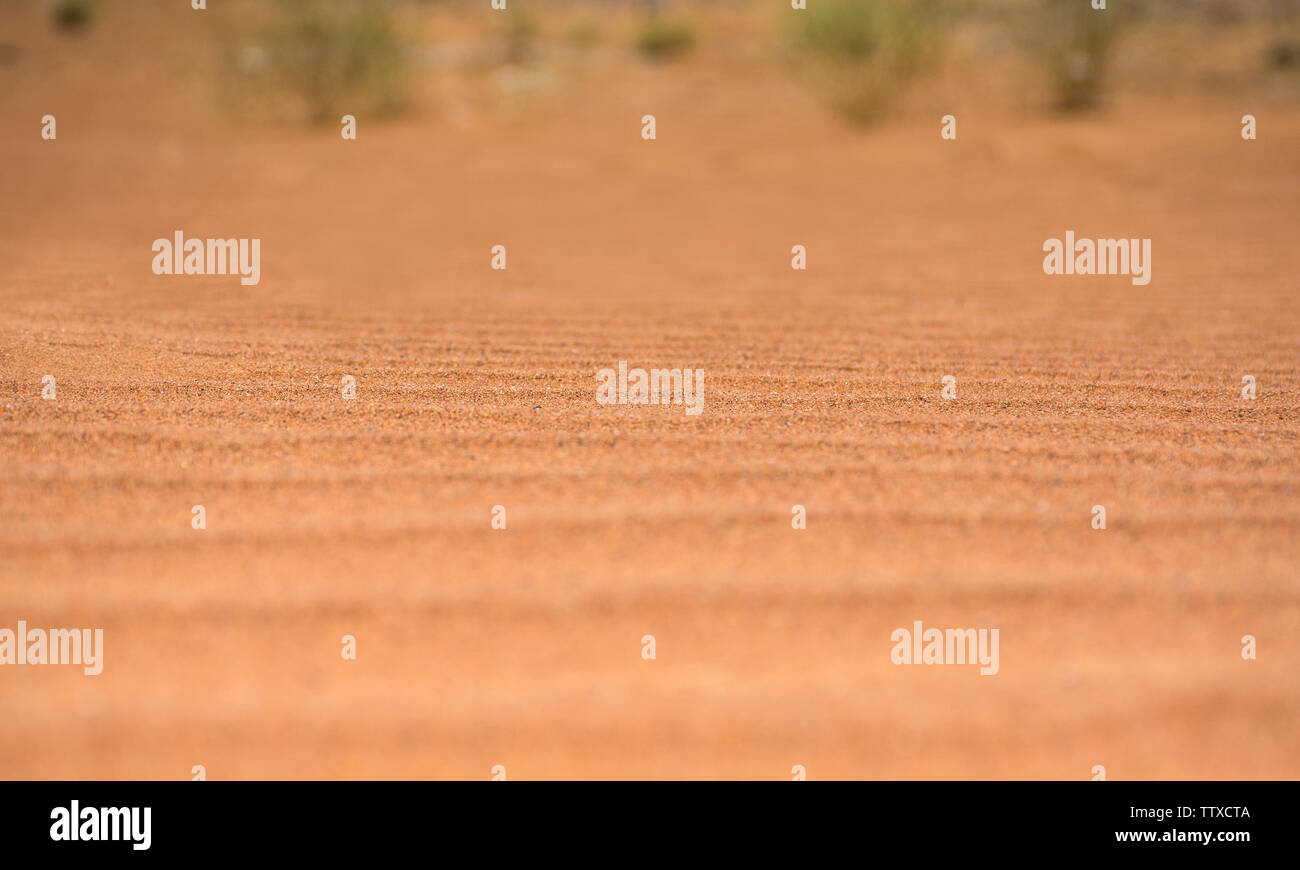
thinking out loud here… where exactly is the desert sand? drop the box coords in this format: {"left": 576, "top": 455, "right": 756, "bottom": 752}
{"left": 1, "top": 1, "right": 1297, "bottom": 779}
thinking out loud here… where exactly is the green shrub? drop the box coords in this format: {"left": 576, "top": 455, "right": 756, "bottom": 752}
{"left": 567, "top": 20, "right": 602, "bottom": 52}
{"left": 636, "top": 15, "right": 696, "bottom": 61}
{"left": 1034, "top": 0, "right": 1118, "bottom": 111}
{"left": 262, "top": 0, "right": 409, "bottom": 124}
{"left": 1267, "top": 38, "right": 1300, "bottom": 71}
{"left": 51, "top": 0, "right": 95, "bottom": 32}
{"left": 500, "top": 8, "right": 542, "bottom": 65}
{"left": 786, "top": 0, "right": 948, "bottom": 124}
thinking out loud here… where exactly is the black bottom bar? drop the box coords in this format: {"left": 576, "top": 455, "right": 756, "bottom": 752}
{"left": 0, "top": 781, "right": 1286, "bottom": 858}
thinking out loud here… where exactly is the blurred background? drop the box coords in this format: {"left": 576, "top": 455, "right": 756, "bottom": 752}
{"left": 9, "top": 0, "right": 1300, "bottom": 126}
{"left": 1, "top": 1, "right": 1298, "bottom": 780}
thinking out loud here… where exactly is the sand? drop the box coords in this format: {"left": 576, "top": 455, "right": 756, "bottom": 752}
{"left": 1, "top": 1, "right": 1297, "bottom": 779}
